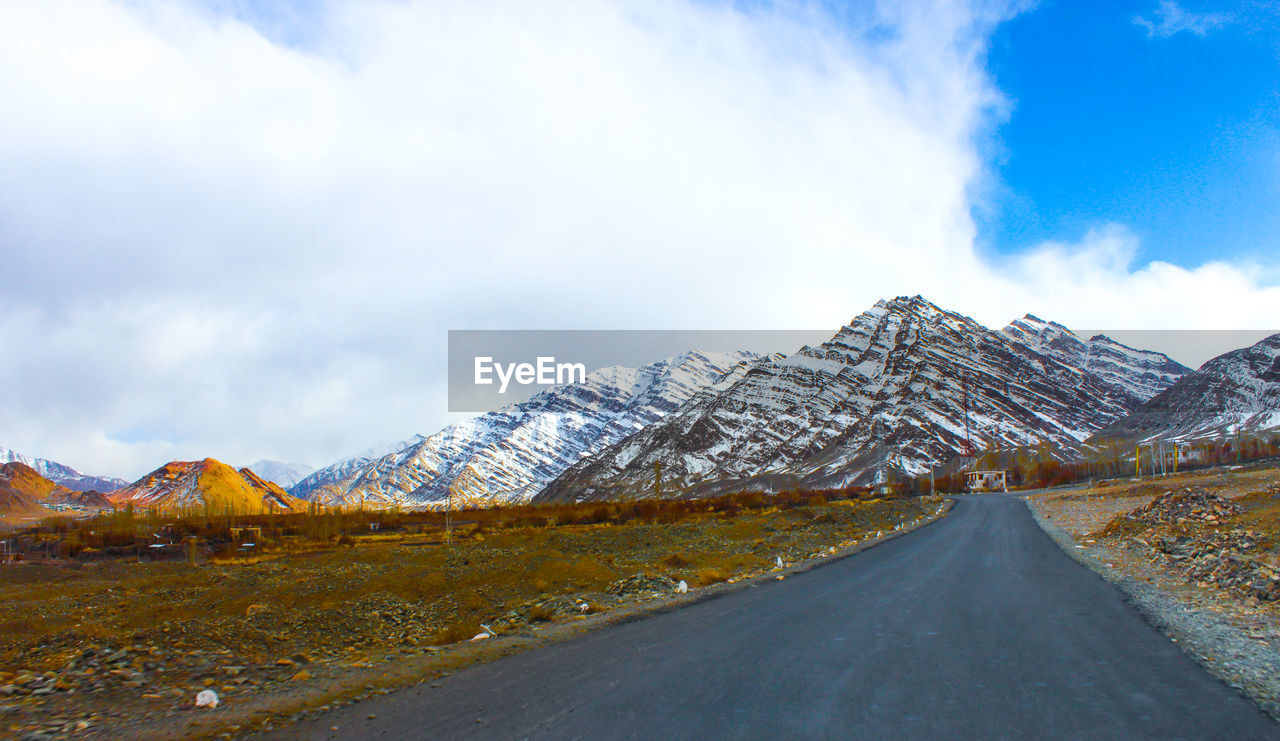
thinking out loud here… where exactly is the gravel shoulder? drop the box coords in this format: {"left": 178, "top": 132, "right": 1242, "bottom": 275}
{"left": 1027, "top": 469, "right": 1280, "bottom": 721}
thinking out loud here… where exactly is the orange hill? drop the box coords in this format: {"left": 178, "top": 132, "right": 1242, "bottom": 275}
{"left": 110, "top": 458, "right": 310, "bottom": 515}
{"left": 0, "top": 462, "right": 65, "bottom": 516}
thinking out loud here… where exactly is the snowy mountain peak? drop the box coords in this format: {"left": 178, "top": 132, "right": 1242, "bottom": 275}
{"left": 289, "top": 435, "right": 426, "bottom": 499}
{"left": 536, "top": 298, "right": 1190, "bottom": 501}
{"left": 1001, "top": 318, "right": 1190, "bottom": 401}
{"left": 244, "top": 460, "right": 316, "bottom": 489}
{"left": 294, "top": 350, "right": 760, "bottom": 509}
{"left": 1093, "top": 332, "right": 1280, "bottom": 442}
{"left": 0, "top": 446, "right": 126, "bottom": 492}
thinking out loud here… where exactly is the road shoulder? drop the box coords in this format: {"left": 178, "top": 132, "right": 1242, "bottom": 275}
{"left": 1027, "top": 492, "right": 1280, "bottom": 722}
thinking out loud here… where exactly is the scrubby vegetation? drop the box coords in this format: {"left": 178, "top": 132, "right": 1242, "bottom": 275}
{"left": 4, "top": 487, "right": 886, "bottom": 564}
{"left": 0, "top": 489, "right": 944, "bottom": 739}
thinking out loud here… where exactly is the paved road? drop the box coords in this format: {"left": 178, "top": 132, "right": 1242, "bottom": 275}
{"left": 280, "top": 495, "right": 1278, "bottom": 740}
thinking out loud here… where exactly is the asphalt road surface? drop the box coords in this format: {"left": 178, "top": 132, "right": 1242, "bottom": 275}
{"left": 279, "top": 495, "right": 1279, "bottom": 740}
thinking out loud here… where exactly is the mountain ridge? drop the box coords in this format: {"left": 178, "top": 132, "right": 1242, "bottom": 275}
{"left": 1091, "top": 332, "right": 1280, "bottom": 443}
{"left": 294, "top": 350, "right": 760, "bottom": 509}
{"left": 536, "top": 296, "right": 1189, "bottom": 501}
{"left": 111, "top": 458, "right": 309, "bottom": 514}
{"left": 245, "top": 460, "right": 315, "bottom": 489}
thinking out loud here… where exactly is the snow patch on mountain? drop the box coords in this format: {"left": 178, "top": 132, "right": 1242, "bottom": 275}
{"left": 289, "top": 436, "right": 427, "bottom": 499}
{"left": 537, "top": 296, "right": 1190, "bottom": 501}
{"left": 295, "top": 350, "right": 760, "bottom": 509}
{"left": 1092, "top": 333, "right": 1280, "bottom": 442}
{"left": 245, "top": 460, "right": 315, "bottom": 489}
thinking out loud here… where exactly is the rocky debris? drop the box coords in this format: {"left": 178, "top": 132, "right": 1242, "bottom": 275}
{"left": 1244, "top": 483, "right": 1280, "bottom": 502}
{"left": 0, "top": 644, "right": 163, "bottom": 701}
{"left": 1101, "top": 487, "right": 1279, "bottom": 602}
{"left": 1139, "top": 531, "right": 1280, "bottom": 601}
{"left": 606, "top": 573, "right": 677, "bottom": 597}
{"left": 1124, "top": 487, "right": 1242, "bottom": 526}
{"left": 511, "top": 595, "right": 594, "bottom": 622}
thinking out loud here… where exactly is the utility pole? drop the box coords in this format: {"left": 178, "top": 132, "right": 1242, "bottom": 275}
{"left": 1135, "top": 444, "right": 1141, "bottom": 478}
{"left": 446, "top": 485, "right": 453, "bottom": 546}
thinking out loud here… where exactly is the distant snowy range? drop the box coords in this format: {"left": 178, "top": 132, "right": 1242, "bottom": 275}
{"left": 0, "top": 447, "right": 126, "bottom": 492}
{"left": 13, "top": 296, "right": 1279, "bottom": 510}
{"left": 268, "top": 296, "right": 1278, "bottom": 508}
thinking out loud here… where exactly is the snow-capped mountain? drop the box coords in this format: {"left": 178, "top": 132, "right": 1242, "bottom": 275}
{"left": 0, "top": 446, "right": 126, "bottom": 492}
{"left": 294, "top": 350, "right": 760, "bottom": 509}
{"left": 1091, "top": 332, "right": 1280, "bottom": 442}
{"left": 111, "top": 458, "right": 308, "bottom": 513}
{"left": 537, "top": 296, "right": 1189, "bottom": 501}
{"left": 289, "top": 436, "right": 427, "bottom": 499}
{"left": 1001, "top": 316, "right": 1189, "bottom": 401}
{"left": 245, "top": 460, "right": 315, "bottom": 489}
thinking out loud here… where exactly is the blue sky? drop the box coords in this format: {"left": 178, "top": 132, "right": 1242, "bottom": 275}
{"left": 982, "top": 0, "right": 1280, "bottom": 269}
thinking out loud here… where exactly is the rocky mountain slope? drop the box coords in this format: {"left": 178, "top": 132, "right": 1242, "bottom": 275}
{"left": 0, "top": 462, "right": 61, "bottom": 516}
{"left": 0, "top": 446, "right": 126, "bottom": 492}
{"left": 537, "top": 296, "right": 1190, "bottom": 501}
{"left": 245, "top": 460, "right": 316, "bottom": 489}
{"left": 295, "top": 350, "right": 759, "bottom": 509}
{"left": 0, "top": 463, "right": 113, "bottom": 516}
{"left": 289, "top": 437, "right": 427, "bottom": 500}
{"left": 1001, "top": 316, "right": 1189, "bottom": 401}
{"left": 45, "top": 488, "right": 114, "bottom": 510}
{"left": 1091, "top": 332, "right": 1280, "bottom": 443}
{"left": 110, "top": 458, "right": 309, "bottom": 514}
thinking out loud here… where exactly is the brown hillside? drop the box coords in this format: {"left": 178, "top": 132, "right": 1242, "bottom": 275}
{"left": 110, "top": 458, "right": 309, "bottom": 514}
{"left": 240, "top": 467, "right": 310, "bottom": 512}
{"left": 0, "top": 462, "right": 68, "bottom": 516}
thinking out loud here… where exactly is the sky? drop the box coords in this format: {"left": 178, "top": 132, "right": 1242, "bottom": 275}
{"left": 0, "top": 0, "right": 1277, "bottom": 480}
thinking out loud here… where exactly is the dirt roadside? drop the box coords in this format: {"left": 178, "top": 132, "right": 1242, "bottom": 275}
{"left": 1028, "top": 464, "right": 1280, "bottom": 720}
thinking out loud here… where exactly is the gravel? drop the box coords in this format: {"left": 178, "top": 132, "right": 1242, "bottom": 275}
{"left": 1029, "top": 498, "right": 1280, "bottom": 721}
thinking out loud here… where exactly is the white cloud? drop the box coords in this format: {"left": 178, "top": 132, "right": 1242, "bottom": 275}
{"left": 0, "top": 0, "right": 1274, "bottom": 479}
{"left": 957, "top": 225, "right": 1280, "bottom": 331}
{"left": 1134, "top": 1, "right": 1231, "bottom": 38}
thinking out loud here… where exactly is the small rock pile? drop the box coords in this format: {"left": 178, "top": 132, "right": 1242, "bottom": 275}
{"left": 1127, "top": 487, "right": 1242, "bottom": 525}
{"left": 606, "top": 573, "right": 677, "bottom": 597}
{"left": 530, "top": 596, "right": 590, "bottom": 618}
{"left": 1147, "top": 532, "right": 1280, "bottom": 601}
{"left": 0, "top": 669, "right": 68, "bottom": 699}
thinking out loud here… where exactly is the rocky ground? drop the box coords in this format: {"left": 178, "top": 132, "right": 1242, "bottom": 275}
{"left": 0, "top": 496, "right": 946, "bottom": 739}
{"left": 1030, "top": 463, "right": 1280, "bottom": 719}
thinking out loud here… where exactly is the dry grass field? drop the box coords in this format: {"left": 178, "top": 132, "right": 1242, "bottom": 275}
{"left": 0, "top": 493, "right": 945, "bottom": 739}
